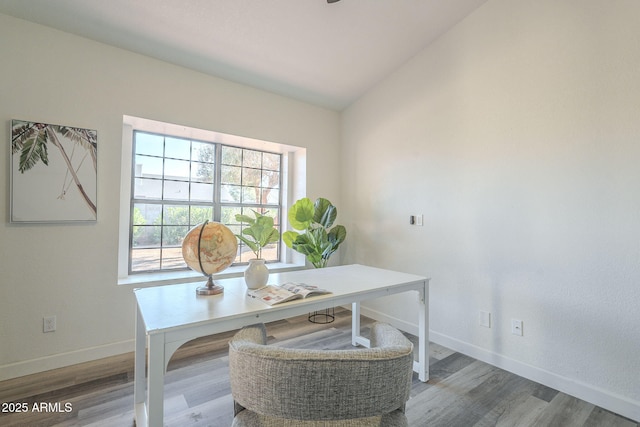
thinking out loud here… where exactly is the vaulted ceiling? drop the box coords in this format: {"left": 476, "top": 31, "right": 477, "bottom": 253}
{"left": 0, "top": 0, "right": 488, "bottom": 110}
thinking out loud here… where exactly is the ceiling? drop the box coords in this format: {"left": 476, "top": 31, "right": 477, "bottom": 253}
{"left": 0, "top": 0, "right": 488, "bottom": 110}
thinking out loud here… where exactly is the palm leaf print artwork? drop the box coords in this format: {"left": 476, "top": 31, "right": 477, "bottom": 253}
{"left": 11, "top": 120, "right": 97, "bottom": 222}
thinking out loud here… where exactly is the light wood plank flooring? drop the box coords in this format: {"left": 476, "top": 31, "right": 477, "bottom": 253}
{"left": 1, "top": 308, "right": 637, "bottom": 426}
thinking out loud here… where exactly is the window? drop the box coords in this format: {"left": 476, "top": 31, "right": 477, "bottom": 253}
{"left": 129, "top": 131, "right": 282, "bottom": 274}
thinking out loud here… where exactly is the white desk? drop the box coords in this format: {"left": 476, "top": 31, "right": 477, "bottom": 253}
{"left": 133, "top": 264, "right": 429, "bottom": 427}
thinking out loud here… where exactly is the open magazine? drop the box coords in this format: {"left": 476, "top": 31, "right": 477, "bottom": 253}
{"left": 247, "top": 282, "right": 332, "bottom": 306}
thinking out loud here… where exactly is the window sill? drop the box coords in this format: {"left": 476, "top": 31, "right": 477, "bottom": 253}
{"left": 117, "top": 262, "right": 307, "bottom": 288}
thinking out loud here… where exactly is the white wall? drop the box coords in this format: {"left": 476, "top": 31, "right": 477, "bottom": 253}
{"left": 0, "top": 14, "right": 340, "bottom": 379}
{"left": 342, "top": 0, "right": 640, "bottom": 421}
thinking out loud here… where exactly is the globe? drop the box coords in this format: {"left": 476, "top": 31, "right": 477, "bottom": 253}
{"left": 182, "top": 220, "right": 238, "bottom": 295}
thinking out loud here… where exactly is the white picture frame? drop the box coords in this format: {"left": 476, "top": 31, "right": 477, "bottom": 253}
{"left": 10, "top": 119, "right": 97, "bottom": 223}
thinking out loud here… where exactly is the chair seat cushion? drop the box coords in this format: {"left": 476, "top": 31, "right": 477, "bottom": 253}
{"left": 231, "top": 409, "right": 408, "bottom": 427}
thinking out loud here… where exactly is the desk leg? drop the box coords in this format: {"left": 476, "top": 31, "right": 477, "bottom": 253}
{"left": 416, "top": 283, "right": 429, "bottom": 382}
{"left": 351, "top": 302, "right": 360, "bottom": 346}
{"left": 134, "top": 306, "right": 146, "bottom": 406}
{"left": 134, "top": 305, "right": 150, "bottom": 425}
{"left": 146, "top": 333, "right": 166, "bottom": 427}
{"left": 351, "top": 302, "right": 370, "bottom": 347}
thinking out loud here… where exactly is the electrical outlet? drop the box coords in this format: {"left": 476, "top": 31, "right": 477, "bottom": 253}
{"left": 511, "top": 319, "right": 523, "bottom": 336}
{"left": 479, "top": 311, "right": 491, "bottom": 328}
{"left": 43, "top": 316, "right": 56, "bottom": 333}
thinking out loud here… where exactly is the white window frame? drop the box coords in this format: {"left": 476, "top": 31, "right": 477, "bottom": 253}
{"left": 117, "top": 115, "right": 307, "bottom": 287}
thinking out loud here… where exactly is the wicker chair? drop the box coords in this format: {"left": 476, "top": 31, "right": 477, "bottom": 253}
{"left": 228, "top": 322, "right": 414, "bottom": 427}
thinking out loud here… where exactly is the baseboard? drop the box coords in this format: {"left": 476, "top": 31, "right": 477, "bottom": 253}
{"left": 359, "top": 306, "right": 640, "bottom": 423}
{"left": 0, "top": 339, "right": 135, "bottom": 382}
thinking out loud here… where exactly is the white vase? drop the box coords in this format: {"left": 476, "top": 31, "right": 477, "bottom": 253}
{"left": 244, "top": 258, "right": 269, "bottom": 289}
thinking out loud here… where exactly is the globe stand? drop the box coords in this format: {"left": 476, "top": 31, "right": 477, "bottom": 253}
{"left": 196, "top": 275, "right": 224, "bottom": 296}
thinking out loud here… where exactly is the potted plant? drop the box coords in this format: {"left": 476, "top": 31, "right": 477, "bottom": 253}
{"left": 235, "top": 210, "right": 280, "bottom": 289}
{"left": 283, "top": 197, "right": 347, "bottom": 268}
{"left": 284, "top": 197, "right": 346, "bottom": 323}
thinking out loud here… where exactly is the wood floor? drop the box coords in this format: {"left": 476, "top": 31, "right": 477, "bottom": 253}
{"left": 1, "top": 308, "right": 637, "bottom": 427}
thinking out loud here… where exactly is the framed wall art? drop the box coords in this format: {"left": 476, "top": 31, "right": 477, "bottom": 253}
{"left": 10, "top": 119, "right": 97, "bottom": 223}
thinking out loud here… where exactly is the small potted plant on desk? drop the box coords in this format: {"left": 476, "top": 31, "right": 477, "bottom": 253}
{"left": 283, "top": 197, "right": 347, "bottom": 323}
{"left": 235, "top": 210, "right": 280, "bottom": 289}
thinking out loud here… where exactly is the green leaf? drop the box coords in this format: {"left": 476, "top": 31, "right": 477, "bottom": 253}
{"left": 262, "top": 228, "right": 280, "bottom": 246}
{"left": 327, "top": 225, "right": 346, "bottom": 247}
{"left": 313, "top": 198, "right": 336, "bottom": 228}
{"left": 18, "top": 134, "right": 48, "bottom": 173}
{"left": 235, "top": 214, "right": 256, "bottom": 225}
{"left": 242, "top": 228, "right": 257, "bottom": 239}
{"left": 283, "top": 230, "right": 299, "bottom": 248}
{"left": 291, "top": 234, "right": 317, "bottom": 257}
{"left": 288, "top": 198, "right": 314, "bottom": 230}
{"left": 236, "top": 235, "right": 259, "bottom": 253}
{"left": 57, "top": 125, "right": 97, "bottom": 152}
{"left": 253, "top": 216, "right": 273, "bottom": 244}
{"left": 255, "top": 214, "right": 275, "bottom": 229}
{"left": 309, "top": 227, "right": 327, "bottom": 248}
{"left": 11, "top": 120, "right": 33, "bottom": 153}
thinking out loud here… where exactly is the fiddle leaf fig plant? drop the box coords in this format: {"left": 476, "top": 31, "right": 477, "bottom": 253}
{"left": 235, "top": 210, "right": 280, "bottom": 259}
{"left": 283, "top": 197, "right": 347, "bottom": 268}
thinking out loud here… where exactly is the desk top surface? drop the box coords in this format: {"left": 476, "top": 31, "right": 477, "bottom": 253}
{"left": 134, "top": 264, "right": 426, "bottom": 333}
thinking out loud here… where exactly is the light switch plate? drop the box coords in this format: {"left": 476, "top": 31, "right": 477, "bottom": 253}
{"left": 511, "top": 319, "right": 523, "bottom": 336}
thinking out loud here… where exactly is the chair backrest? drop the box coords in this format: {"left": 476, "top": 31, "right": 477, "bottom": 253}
{"left": 228, "top": 322, "right": 414, "bottom": 421}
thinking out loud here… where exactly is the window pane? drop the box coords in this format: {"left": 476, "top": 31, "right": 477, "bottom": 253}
{"left": 242, "top": 187, "right": 258, "bottom": 203}
{"left": 225, "top": 224, "right": 241, "bottom": 237}
{"left": 162, "top": 225, "right": 189, "bottom": 246}
{"left": 190, "top": 206, "right": 212, "bottom": 225}
{"left": 161, "top": 247, "right": 186, "bottom": 270}
{"left": 221, "top": 206, "right": 242, "bottom": 226}
{"left": 221, "top": 165, "right": 241, "bottom": 185}
{"left": 163, "top": 205, "right": 189, "bottom": 225}
{"left": 135, "top": 155, "right": 163, "bottom": 178}
{"left": 238, "top": 247, "right": 252, "bottom": 263}
{"left": 131, "top": 248, "right": 161, "bottom": 272}
{"left": 135, "top": 133, "right": 163, "bottom": 156}
{"left": 263, "top": 152, "right": 280, "bottom": 171}
{"left": 134, "top": 178, "right": 162, "bottom": 199}
{"left": 191, "top": 162, "right": 214, "bottom": 183}
{"left": 221, "top": 184, "right": 241, "bottom": 202}
{"left": 192, "top": 141, "right": 215, "bottom": 163}
{"left": 164, "top": 159, "right": 190, "bottom": 181}
{"left": 263, "top": 188, "right": 280, "bottom": 204}
{"left": 163, "top": 180, "right": 189, "bottom": 201}
{"left": 222, "top": 146, "right": 242, "bottom": 166}
{"left": 134, "top": 203, "right": 162, "bottom": 225}
{"left": 132, "top": 225, "right": 161, "bottom": 248}
{"left": 164, "top": 137, "right": 190, "bottom": 160}
{"left": 242, "top": 149, "right": 262, "bottom": 168}
{"left": 262, "top": 170, "right": 280, "bottom": 189}
{"left": 191, "top": 182, "right": 214, "bottom": 201}
{"left": 242, "top": 167, "right": 261, "bottom": 187}
{"left": 260, "top": 243, "right": 279, "bottom": 261}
